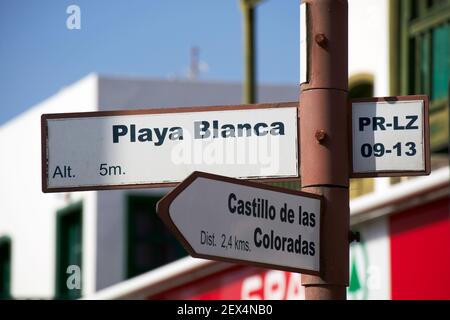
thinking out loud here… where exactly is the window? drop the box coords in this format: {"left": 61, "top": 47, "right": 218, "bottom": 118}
{"left": 0, "top": 237, "right": 11, "bottom": 299}
{"left": 55, "top": 202, "right": 82, "bottom": 299}
{"left": 126, "top": 195, "right": 186, "bottom": 278}
{"left": 349, "top": 75, "right": 374, "bottom": 100}
{"left": 392, "top": 0, "right": 450, "bottom": 152}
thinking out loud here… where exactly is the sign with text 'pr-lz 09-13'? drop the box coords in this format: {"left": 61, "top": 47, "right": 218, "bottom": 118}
{"left": 157, "top": 171, "right": 322, "bottom": 274}
{"left": 351, "top": 95, "right": 430, "bottom": 178}
{"left": 41, "top": 103, "right": 299, "bottom": 192}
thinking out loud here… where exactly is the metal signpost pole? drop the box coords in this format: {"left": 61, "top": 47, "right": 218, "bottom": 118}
{"left": 300, "top": 0, "right": 349, "bottom": 299}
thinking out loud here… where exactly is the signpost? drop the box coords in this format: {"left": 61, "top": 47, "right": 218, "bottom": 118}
{"left": 40, "top": 0, "right": 433, "bottom": 300}
{"left": 41, "top": 102, "right": 299, "bottom": 192}
{"left": 351, "top": 95, "right": 430, "bottom": 177}
{"left": 299, "top": 0, "right": 350, "bottom": 300}
{"left": 156, "top": 171, "right": 322, "bottom": 274}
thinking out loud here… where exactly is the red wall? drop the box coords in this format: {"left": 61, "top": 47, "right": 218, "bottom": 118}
{"left": 390, "top": 197, "right": 450, "bottom": 299}
{"left": 152, "top": 266, "right": 304, "bottom": 300}
{"left": 153, "top": 266, "right": 257, "bottom": 300}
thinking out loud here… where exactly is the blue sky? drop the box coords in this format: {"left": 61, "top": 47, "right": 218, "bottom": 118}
{"left": 0, "top": 0, "right": 299, "bottom": 124}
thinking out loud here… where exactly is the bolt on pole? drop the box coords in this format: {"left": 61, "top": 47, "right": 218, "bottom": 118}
{"left": 299, "top": 0, "right": 349, "bottom": 299}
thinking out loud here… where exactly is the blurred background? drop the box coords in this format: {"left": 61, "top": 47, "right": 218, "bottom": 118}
{"left": 0, "top": 0, "right": 449, "bottom": 300}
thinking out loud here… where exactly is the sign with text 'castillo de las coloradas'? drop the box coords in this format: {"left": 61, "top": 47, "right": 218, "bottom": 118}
{"left": 351, "top": 95, "right": 430, "bottom": 178}
{"left": 41, "top": 103, "right": 299, "bottom": 192}
{"left": 157, "top": 171, "right": 322, "bottom": 275}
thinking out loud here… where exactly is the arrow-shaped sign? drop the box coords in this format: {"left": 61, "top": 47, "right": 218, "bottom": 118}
{"left": 157, "top": 171, "right": 322, "bottom": 275}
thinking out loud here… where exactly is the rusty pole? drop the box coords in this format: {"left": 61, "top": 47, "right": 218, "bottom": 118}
{"left": 300, "top": 0, "right": 349, "bottom": 299}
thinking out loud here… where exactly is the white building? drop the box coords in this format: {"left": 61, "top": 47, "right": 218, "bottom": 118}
{"left": 0, "top": 74, "right": 299, "bottom": 299}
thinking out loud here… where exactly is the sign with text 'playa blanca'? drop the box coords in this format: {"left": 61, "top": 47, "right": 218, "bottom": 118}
{"left": 157, "top": 171, "right": 322, "bottom": 274}
{"left": 41, "top": 103, "right": 299, "bottom": 192}
{"left": 351, "top": 95, "right": 430, "bottom": 178}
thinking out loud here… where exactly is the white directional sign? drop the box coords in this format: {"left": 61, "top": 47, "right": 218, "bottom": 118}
{"left": 41, "top": 103, "right": 299, "bottom": 192}
{"left": 157, "top": 171, "right": 322, "bottom": 275}
{"left": 351, "top": 95, "right": 430, "bottom": 177}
